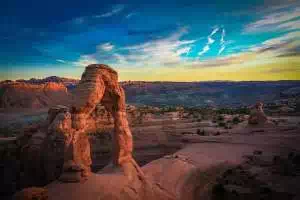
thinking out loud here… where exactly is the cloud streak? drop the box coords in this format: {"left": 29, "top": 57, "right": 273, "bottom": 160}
{"left": 95, "top": 4, "right": 125, "bottom": 18}
{"left": 126, "top": 12, "right": 137, "bottom": 19}
{"left": 218, "top": 28, "right": 226, "bottom": 55}
{"left": 198, "top": 27, "right": 219, "bottom": 56}
{"left": 191, "top": 31, "right": 300, "bottom": 68}
{"left": 97, "top": 43, "right": 114, "bottom": 52}
{"left": 56, "top": 59, "right": 66, "bottom": 63}
{"left": 74, "top": 27, "right": 197, "bottom": 67}
{"left": 73, "top": 26, "right": 299, "bottom": 71}
{"left": 244, "top": 5, "right": 300, "bottom": 33}
{"left": 73, "top": 55, "right": 98, "bottom": 67}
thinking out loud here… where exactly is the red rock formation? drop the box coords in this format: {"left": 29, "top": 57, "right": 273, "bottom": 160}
{"left": 248, "top": 102, "right": 268, "bottom": 125}
{"left": 0, "top": 82, "right": 69, "bottom": 108}
{"left": 69, "top": 64, "right": 140, "bottom": 181}
{"left": 18, "top": 64, "right": 142, "bottom": 185}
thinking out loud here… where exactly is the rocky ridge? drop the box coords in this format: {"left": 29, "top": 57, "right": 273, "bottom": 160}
{"left": 0, "top": 82, "right": 69, "bottom": 109}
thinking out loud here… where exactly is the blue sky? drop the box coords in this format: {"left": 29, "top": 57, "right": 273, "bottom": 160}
{"left": 1, "top": 0, "right": 299, "bottom": 81}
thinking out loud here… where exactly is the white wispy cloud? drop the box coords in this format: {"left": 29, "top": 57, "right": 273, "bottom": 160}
{"left": 208, "top": 37, "right": 215, "bottom": 45}
{"left": 126, "top": 12, "right": 137, "bottom": 19}
{"left": 218, "top": 28, "right": 226, "bottom": 55}
{"left": 249, "top": 31, "right": 300, "bottom": 57}
{"left": 277, "top": 20, "right": 300, "bottom": 31}
{"left": 210, "top": 27, "right": 220, "bottom": 36}
{"left": 218, "top": 46, "right": 226, "bottom": 55}
{"left": 95, "top": 4, "right": 125, "bottom": 18}
{"left": 192, "top": 31, "right": 300, "bottom": 68}
{"left": 120, "top": 27, "right": 196, "bottom": 66}
{"left": 73, "top": 55, "right": 98, "bottom": 67}
{"left": 244, "top": 6, "right": 300, "bottom": 33}
{"left": 189, "top": 53, "right": 246, "bottom": 68}
{"left": 56, "top": 59, "right": 66, "bottom": 63}
{"left": 73, "top": 25, "right": 299, "bottom": 70}
{"left": 176, "top": 46, "right": 192, "bottom": 56}
{"left": 198, "top": 45, "right": 210, "bottom": 56}
{"left": 97, "top": 43, "right": 114, "bottom": 52}
{"left": 74, "top": 27, "right": 196, "bottom": 67}
{"left": 198, "top": 27, "right": 219, "bottom": 56}
{"left": 220, "top": 29, "right": 225, "bottom": 45}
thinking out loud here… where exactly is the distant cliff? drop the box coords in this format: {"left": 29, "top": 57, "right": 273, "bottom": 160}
{"left": 0, "top": 81, "right": 70, "bottom": 109}
{"left": 1, "top": 77, "right": 300, "bottom": 109}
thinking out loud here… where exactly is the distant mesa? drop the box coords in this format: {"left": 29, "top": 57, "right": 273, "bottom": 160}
{"left": 15, "top": 76, "right": 79, "bottom": 87}
{"left": 0, "top": 81, "right": 70, "bottom": 109}
{"left": 1, "top": 76, "right": 300, "bottom": 109}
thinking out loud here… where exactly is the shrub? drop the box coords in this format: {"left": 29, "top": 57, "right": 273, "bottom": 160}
{"left": 232, "top": 116, "right": 241, "bottom": 124}
{"left": 217, "top": 115, "right": 225, "bottom": 121}
{"left": 196, "top": 129, "right": 205, "bottom": 136}
{"left": 218, "top": 122, "right": 226, "bottom": 127}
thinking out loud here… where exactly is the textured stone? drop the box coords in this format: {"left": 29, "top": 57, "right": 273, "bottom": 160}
{"left": 248, "top": 102, "right": 268, "bottom": 125}
{"left": 69, "top": 64, "right": 140, "bottom": 181}
{"left": 13, "top": 187, "right": 48, "bottom": 200}
{"left": 18, "top": 64, "right": 142, "bottom": 185}
{"left": 0, "top": 82, "right": 69, "bottom": 109}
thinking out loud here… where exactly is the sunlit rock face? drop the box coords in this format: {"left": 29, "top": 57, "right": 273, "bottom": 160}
{"left": 0, "top": 82, "right": 69, "bottom": 109}
{"left": 18, "top": 64, "right": 141, "bottom": 185}
{"left": 70, "top": 64, "right": 138, "bottom": 180}
{"left": 248, "top": 102, "right": 268, "bottom": 125}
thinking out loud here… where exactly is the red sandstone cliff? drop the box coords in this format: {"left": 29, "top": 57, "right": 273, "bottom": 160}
{"left": 0, "top": 82, "right": 70, "bottom": 109}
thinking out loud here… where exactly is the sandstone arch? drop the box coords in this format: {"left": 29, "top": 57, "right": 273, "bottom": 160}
{"left": 68, "top": 64, "right": 139, "bottom": 180}
{"left": 19, "top": 64, "right": 142, "bottom": 186}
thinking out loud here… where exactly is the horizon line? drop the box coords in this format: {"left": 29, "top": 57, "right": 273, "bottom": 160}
{"left": 1, "top": 76, "right": 300, "bottom": 83}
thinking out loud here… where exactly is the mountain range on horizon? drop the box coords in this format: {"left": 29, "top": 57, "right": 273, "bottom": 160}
{"left": 1, "top": 75, "right": 300, "bottom": 109}
{"left": 3, "top": 75, "right": 300, "bottom": 84}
